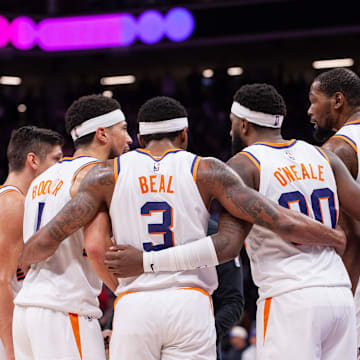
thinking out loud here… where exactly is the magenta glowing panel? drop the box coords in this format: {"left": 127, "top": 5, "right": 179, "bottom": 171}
{"left": 0, "top": 8, "right": 195, "bottom": 51}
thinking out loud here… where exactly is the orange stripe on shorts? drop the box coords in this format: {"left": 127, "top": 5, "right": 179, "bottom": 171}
{"left": 263, "top": 297, "right": 272, "bottom": 344}
{"left": 69, "top": 313, "right": 83, "bottom": 359}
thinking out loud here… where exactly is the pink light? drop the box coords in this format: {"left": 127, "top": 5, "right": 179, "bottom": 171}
{"left": 10, "top": 16, "right": 37, "bottom": 50}
{"left": 0, "top": 16, "right": 10, "bottom": 48}
{"left": 38, "top": 14, "right": 137, "bottom": 51}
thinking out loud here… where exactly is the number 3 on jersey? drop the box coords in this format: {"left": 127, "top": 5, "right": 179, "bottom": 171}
{"left": 141, "top": 201, "right": 174, "bottom": 251}
{"left": 278, "top": 188, "right": 337, "bottom": 228}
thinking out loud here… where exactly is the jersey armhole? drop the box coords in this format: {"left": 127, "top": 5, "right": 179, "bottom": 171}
{"left": 314, "top": 146, "right": 330, "bottom": 164}
{"left": 331, "top": 134, "right": 358, "bottom": 153}
{"left": 114, "top": 156, "right": 121, "bottom": 182}
{"left": 239, "top": 151, "right": 261, "bottom": 173}
{"left": 190, "top": 155, "right": 202, "bottom": 182}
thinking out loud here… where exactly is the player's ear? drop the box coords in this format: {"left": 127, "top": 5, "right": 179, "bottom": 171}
{"left": 26, "top": 152, "right": 40, "bottom": 170}
{"left": 241, "top": 118, "right": 250, "bottom": 134}
{"left": 95, "top": 127, "right": 107, "bottom": 144}
{"left": 333, "top": 92, "right": 344, "bottom": 109}
{"left": 137, "top": 134, "right": 146, "bottom": 148}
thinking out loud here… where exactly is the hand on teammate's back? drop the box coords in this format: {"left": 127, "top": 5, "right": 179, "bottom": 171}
{"left": 104, "top": 245, "right": 143, "bottom": 277}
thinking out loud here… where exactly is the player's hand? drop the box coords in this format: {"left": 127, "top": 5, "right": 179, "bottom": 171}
{"left": 334, "top": 224, "right": 346, "bottom": 256}
{"left": 104, "top": 245, "right": 144, "bottom": 277}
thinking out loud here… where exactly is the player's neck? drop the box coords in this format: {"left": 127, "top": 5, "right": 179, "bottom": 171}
{"left": 3, "top": 170, "right": 32, "bottom": 195}
{"left": 73, "top": 145, "right": 107, "bottom": 161}
{"left": 252, "top": 131, "right": 284, "bottom": 145}
{"left": 145, "top": 139, "right": 181, "bottom": 156}
{"left": 344, "top": 109, "right": 360, "bottom": 125}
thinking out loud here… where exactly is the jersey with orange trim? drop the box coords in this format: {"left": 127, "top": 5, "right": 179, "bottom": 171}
{"left": 109, "top": 148, "right": 218, "bottom": 295}
{"left": 14, "top": 155, "right": 103, "bottom": 318}
{"left": 332, "top": 120, "right": 360, "bottom": 181}
{"left": 241, "top": 139, "right": 350, "bottom": 301}
{"left": 0, "top": 185, "right": 25, "bottom": 296}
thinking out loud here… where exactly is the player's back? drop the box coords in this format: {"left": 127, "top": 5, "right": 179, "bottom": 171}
{"left": 14, "top": 155, "right": 103, "bottom": 318}
{"left": 242, "top": 139, "right": 351, "bottom": 300}
{"left": 0, "top": 185, "right": 24, "bottom": 295}
{"left": 109, "top": 148, "right": 218, "bottom": 295}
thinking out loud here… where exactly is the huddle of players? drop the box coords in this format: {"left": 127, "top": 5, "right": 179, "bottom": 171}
{"left": 1, "top": 67, "right": 360, "bottom": 360}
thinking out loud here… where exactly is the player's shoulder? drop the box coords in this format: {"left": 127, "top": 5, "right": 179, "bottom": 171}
{"left": 0, "top": 189, "right": 24, "bottom": 217}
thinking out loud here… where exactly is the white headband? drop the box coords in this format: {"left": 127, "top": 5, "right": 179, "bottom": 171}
{"left": 139, "top": 117, "right": 188, "bottom": 135}
{"left": 71, "top": 109, "right": 126, "bottom": 141}
{"left": 231, "top": 101, "right": 284, "bottom": 128}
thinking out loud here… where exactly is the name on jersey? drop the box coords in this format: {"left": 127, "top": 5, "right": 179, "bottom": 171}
{"left": 274, "top": 163, "right": 324, "bottom": 187}
{"left": 138, "top": 175, "right": 174, "bottom": 194}
{"left": 31, "top": 179, "right": 64, "bottom": 199}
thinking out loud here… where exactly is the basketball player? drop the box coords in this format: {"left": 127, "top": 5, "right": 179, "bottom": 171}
{"left": 20, "top": 96, "right": 346, "bottom": 360}
{"left": 105, "top": 85, "right": 360, "bottom": 359}
{"left": 0, "top": 126, "right": 63, "bottom": 360}
{"left": 308, "top": 68, "right": 360, "bottom": 356}
{"left": 12, "top": 95, "right": 132, "bottom": 360}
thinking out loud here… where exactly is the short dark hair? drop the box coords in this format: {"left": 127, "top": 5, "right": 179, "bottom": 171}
{"left": 233, "top": 83, "right": 287, "bottom": 120}
{"left": 7, "top": 126, "right": 64, "bottom": 172}
{"left": 314, "top": 68, "right": 360, "bottom": 107}
{"left": 137, "top": 96, "right": 188, "bottom": 144}
{"left": 65, "top": 94, "right": 121, "bottom": 148}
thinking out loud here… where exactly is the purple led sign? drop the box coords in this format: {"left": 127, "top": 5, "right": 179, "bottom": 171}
{"left": 0, "top": 7, "right": 194, "bottom": 51}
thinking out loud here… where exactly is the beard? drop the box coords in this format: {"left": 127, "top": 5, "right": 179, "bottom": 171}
{"left": 231, "top": 131, "right": 246, "bottom": 155}
{"left": 312, "top": 126, "right": 336, "bottom": 144}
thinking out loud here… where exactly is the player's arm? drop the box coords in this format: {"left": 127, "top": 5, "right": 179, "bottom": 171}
{"left": 324, "top": 149, "right": 360, "bottom": 221}
{"left": 0, "top": 194, "right": 24, "bottom": 360}
{"left": 196, "top": 157, "right": 345, "bottom": 249}
{"left": 323, "top": 136, "right": 358, "bottom": 178}
{"left": 19, "top": 160, "right": 115, "bottom": 268}
{"left": 84, "top": 210, "right": 118, "bottom": 293}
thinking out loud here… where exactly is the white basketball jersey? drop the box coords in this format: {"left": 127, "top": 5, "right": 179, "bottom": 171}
{"left": 14, "top": 155, "right": 103, "bottom": 318}
{"left": 241, "top": 139, "right": 351, "bottom": 301}
{"left": 0, "top": 185, "right": 24, "bottom": 296}
{"left": 332, "top": 119, "right": 360, "bottom": 182}
{"left": 109, "top": 148, "right": 218, "bottom": 295}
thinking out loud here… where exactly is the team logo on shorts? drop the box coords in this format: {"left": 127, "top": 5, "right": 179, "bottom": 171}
{"left": 153, "top": 162, "right": 160, "bottom": 173}
{"left": 284, "top": 150, "right": 296, "bottom": 161}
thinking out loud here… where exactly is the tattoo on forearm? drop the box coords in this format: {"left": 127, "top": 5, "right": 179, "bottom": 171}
{"left": 47, "top": 160, "right": 115, "bottom": 242}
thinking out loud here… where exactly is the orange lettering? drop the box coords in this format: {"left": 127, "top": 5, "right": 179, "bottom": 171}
{"left": 37, "top": 181, "right": 44, "bottom": 196}
{"left": 43, "top": 180, "right": 52, "bottom": 195}
{"left": 32, "top": 185, "right": 37, "bottom": 200}
{"left": 150, "top": 175, "right": 157, "bottom": 193}
{"left": 290, "top": 165, "right": 301, "bottom": 181}
{"left": 52, "top": 180, "right": 63, "bottom": 196}
{"left": 309, "top": 164, "right": 317, "bottom": 180}
{"left": 282, "top": 167, "right": 295, "bottom": 182}
{"left": 301, "top": 163, "right": 310, "bottom": 179}
{"left": 139, "top": 177, "right": 148, "bottom": 194}
{"left": 318, "top": 165, "right": 324, "bottom": 181}
{"left": 274, "top": 171, "right": 287, "bottom": 186}
{"left": 167, "top": 176, "right": 174, "bottom": 193}
{"left": 159, "top": 175, "right": 166, "bottom": 192}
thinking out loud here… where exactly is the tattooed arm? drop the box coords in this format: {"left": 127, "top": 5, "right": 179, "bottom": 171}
{"left": 196, "top": 157, "right": 345, "bottom": 251}
{"left": 20, "top": 160, "right": 115, "bottom": 268}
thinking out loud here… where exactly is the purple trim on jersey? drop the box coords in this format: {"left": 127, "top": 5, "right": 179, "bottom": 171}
{"left": 334, "top": 134, "right": 357, "bottom": 149}
{"left": 254, "top": 140, "right": 297, "bottom": 149}
{"left": 241, "top": 151, "right": 261, "bottom": 167}
{"left": 135, "top": 149, "right": 183, "bottom": 162}
{"left": 190, "top": 155, "right": 199, "bottom": 176}
{"left": 116, "top": 156, "right": 121, "bottom": 176}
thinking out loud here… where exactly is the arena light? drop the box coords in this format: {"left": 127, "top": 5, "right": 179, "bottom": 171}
{"left": 17, "top": 104, "right": 27, "bottom": 112}
{"left": 0, "top": 76, "right": 22, "bottom": 85}
{"left": 0, "top": 8, "right": 195, "bottom": 51}
{"left": 312, "top": 58, "right": 354, "bottom": 69}
{"left": 202, "top": 69, "right": 214, "bottom": 78}
{"left": 227, "top": 67, "right": 243, "bottom": 76}
{"left": 102, "top": 90, "right": 113, "bottom": 98}
{"left": 100, "top": 75, "right": 136, "bottom": 85}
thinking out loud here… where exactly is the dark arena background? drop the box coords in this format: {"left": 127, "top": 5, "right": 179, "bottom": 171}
{"left": 1, "top": 0, "right": 359, "bottom": 358}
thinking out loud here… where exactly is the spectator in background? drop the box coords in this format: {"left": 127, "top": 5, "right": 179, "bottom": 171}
{"left": 225, "top": 326, "right": 248, "bottom": 360}
{"left": 242, "top": 328, "right": 256, "bottom": 360}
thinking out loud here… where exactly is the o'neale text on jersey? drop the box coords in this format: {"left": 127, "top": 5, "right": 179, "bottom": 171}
{"left": 32, "top": 179, "right": 64, "bottom": 199}
{"left": 138, "top": 175, "right": 174, "bottom": 194}
{"left": 274, "top": 163, "right": 324, "bottom": 187}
